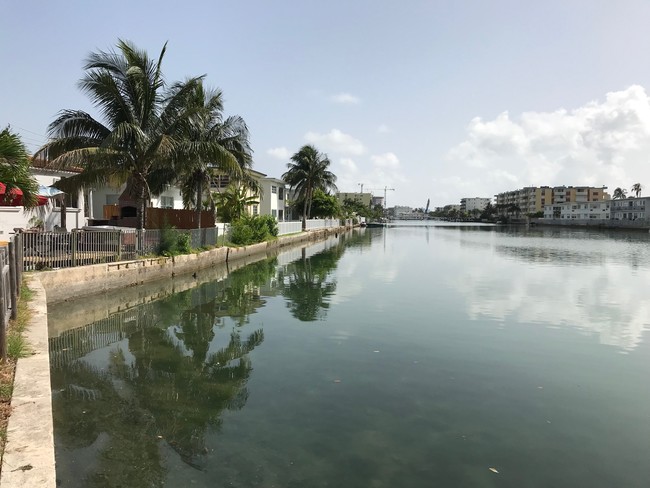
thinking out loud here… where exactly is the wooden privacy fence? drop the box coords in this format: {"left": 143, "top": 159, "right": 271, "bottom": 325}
{"left": 102, "top": 205, "right": 216, "bottom": 229}
{"left": 0, "top": 234, "right": 22, "bottom": 359}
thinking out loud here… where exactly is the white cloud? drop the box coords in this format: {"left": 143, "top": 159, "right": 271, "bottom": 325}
{"left": 266, "top": 146, "right": 291, "bottom": 160}
{"left": 304, "top": 129, "right": 366, "bottom": 155}
{"left": 445, "top": 85, "right": 650, "bottom": 198}
{"left": 329, "top": 92, "right": 360, "bottom": 104}
{"left": 377, "top": 124, "right": 390, "bottom": 133}
{"left": 371, "top": 152, "right": 400, "bottom": 169}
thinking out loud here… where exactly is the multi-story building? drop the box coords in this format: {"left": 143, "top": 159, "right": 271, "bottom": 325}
{"left": 336, "top": 192, "right": 372, "bottom": 207}
{"left": 460, "top": 197, "right": 492, "bottom": 213}
{"left": 496, "top": 186, "right": 608, "bottom": 215}
{"left": 552, "top": 186, "right": 609, "bottom": 204}
{"left": 544, "top": 201, "right": 611, "bottom": 220}
{"left": 610, "top": 197, "right": 650, "bottom": 220}
{"left": 254, "top": 174, "right": 288, "bottom": 221}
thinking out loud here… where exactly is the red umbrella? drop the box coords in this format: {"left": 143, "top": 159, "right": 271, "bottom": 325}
{"left": 0, "top": 182, "right": 48, "bottom": 206}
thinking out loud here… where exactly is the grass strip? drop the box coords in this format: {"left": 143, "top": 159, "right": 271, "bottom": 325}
{"left": 0, "top": 281, "right": 33, "bottom": 462}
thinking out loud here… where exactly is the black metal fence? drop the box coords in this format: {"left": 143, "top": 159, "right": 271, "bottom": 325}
{"left": 0, "top": 234, "right": 22, "bottom": 359}
{"left": 21, "top": 227, "right": 220, "bottom": 272}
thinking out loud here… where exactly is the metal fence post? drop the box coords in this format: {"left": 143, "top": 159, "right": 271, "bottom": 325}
{"left": 117, "top": 230, "right": 122, "bottom": 261}
{"left": 16, "top": 233, "right": 23, "bottom": 292}
{"left": 8, "top": 240, "right": 17, "bottom": 320}
{"left": 71, "top": 229, "right": 78, "bottom": 267}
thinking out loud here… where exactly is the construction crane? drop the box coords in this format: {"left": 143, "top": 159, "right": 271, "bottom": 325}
{"left": 366, "top": 186, "right": 396, "bottom": 209}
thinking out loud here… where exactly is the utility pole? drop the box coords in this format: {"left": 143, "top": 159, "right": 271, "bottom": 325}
{"left": 358, "top": 183, "right": 364, "bottom": 194}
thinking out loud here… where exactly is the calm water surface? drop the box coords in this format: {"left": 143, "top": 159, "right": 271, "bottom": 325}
{"left": 49, "top": 224, "right": 650, "bottom": 487}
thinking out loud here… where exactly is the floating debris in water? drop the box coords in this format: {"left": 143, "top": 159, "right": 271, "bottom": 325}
{"left": 373, "top": 350, "right": 380, "bottom": 353}
{"left": 333, "top": 379, "right": 341, "bottom": 383}
{"left": 489, "top": 467, "right": 499, "bottom": 474}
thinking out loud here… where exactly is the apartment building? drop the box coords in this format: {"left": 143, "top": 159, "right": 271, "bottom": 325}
{"left": 336, "top": 192, "right": 373, "bottom": 207}
{"left": 610, "top": 197, "right": 650, "bottom": 220}
{"left": 460, "top": 197, "right": 492, "bottom": 213}
{"left": 544, "top": 201, "right": 611, "bottom": 220}
{"left": 496, "top": 186, "right": 608, "bottom": 215}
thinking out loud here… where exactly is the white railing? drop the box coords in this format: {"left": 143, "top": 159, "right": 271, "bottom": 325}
{"left": 278, "top": 221, "right": 303, "bottom": 235}
{"left": 306, "top": 218, "right": 340, "bottom": 230}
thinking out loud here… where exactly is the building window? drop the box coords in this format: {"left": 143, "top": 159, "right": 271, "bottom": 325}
{"left": 272, "top": 209, "right": 277, "bottom": 218}
{"left": 278, "top": 209, "right": 284, "bottom": 220}
{"left": 160, "top": 196, "right": 174, "bottom": 209}
{"left": 252, "top": 205, "right": 258, "bottom": 215}
{"left": 278, "top": 187, "right": 284, "bottom": 200}
{"left": 271, "top": 186, "right": 277, "bottom": 194}
{"left": 55, "top": 193, "right": 79, "bottom": 208}
{"left": 210, "top": 175, "right": 230, "bottom": 189}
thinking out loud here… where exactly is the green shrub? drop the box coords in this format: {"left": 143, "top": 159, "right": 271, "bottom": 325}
{"left": 230, "top": 215, "right": 278, "bottom": 246}
{"left": 177, "top": 232, "right": 192, "bottom": 254}
{"left": 158, "top": 227, "right": 192, "bottom": 256}
{"left": 257, "top": 215, "right": 278, "bottom": 237}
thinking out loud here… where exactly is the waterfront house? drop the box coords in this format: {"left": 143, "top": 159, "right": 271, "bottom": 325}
{"left": 0, "top": 163, "right": 87, "bottom": 237}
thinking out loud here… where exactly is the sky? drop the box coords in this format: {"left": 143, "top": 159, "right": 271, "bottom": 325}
{"left": 3, "top": 0, "right": 650, "bottom": 208}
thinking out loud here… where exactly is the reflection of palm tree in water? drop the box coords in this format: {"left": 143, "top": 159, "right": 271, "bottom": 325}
{"left": 52, "top": 327, "right": 264, "bottom": 482}
{"left": 51, "top": 266, "right": 271, "bottom": 483}
{"left": 280, "top": 245, "right": 343, "bottom": 321}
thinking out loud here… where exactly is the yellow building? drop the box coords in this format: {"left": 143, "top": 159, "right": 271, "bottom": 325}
{"left": 495, "top": 186, "right": 608, "bottom": 215}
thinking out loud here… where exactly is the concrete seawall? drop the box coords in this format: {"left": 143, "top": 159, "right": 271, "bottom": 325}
{"left": 532, "top": 218, "right": 650, "bottom": 230}
{"left": 39, "top": 227, "right": 347, "bottom": 303}
{"left": 1, "top": 225, "right": 351, "bottom": 487}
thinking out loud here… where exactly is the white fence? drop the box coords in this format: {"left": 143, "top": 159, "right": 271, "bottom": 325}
{"left": 278, "top": 219, "right": 349, "bottom": 236}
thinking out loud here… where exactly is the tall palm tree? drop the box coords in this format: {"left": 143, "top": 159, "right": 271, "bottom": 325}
{"left": 282, "top": 145, "right": 337, "bottom": 231}
{"left": 631, "top": 183, "right": 643, "bottom": 198}
{"left": 36, "top": 40, "right": 236, "bottom": 229}
{"left": 613, "top": 187, "right": 628, "bottom": 199}
{"left": 170, "top": 82, "right": 255, "bottom": 228}
{"left": 0, "top": 127, "right": 39, "bottom": 207}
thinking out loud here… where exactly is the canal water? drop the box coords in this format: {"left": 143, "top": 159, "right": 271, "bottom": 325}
{"left": 48, "top": 224, "right": 650, "bottom": 487}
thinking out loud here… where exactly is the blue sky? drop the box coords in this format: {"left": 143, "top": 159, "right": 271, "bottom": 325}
{"left": 3, "top": 0, "right": 650, "bottom": 207}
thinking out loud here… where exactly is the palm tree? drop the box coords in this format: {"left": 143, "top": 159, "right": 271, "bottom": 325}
{"left": 613, "top": 187, "right": 628, "bottom": 199}
{"left": 282, "top": 145, "right": 337, "bottom": 231}
{"left": 631, "top": 183, "right": 643, "bottom": 198}
{"left": 36, "top": 40, "right": 236, "bottom": 229}
{"left": 0, "top": 127, "right": 39, "bottom": 207}
{"left": 213, "top": 184, "right": 259, "bottom": 222}
{"left": 170, "top": 82, "right": 255, "bottom": 228}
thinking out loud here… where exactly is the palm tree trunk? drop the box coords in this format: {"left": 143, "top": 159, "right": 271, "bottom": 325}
{"left": 137, "top": 183, "right": 146, "bottom": 230}
{"left": 196, "top": 180, "right": 202, "bottom": 230}
{"left": 59, "top": 196, "right": 67, "bottom": 230}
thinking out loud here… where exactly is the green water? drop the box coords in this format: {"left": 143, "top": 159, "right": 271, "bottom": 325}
{"left": 49, "top": 224, "right": 650, "bottom": 487}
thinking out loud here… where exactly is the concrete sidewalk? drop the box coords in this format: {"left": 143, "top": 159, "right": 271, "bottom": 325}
{"left": 1, "top": 278, "right": 56, "bottom": 487}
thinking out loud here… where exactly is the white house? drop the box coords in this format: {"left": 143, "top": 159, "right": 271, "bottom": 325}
{"left": 91, "top": 183, "right": 184, "bottom": 222}
{"left": 251, "top": 171, "right": 288, "bottom": 221}
{"left": 0, "top": 165, "right": 86, "bottom": 238}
